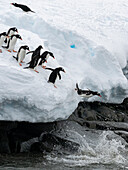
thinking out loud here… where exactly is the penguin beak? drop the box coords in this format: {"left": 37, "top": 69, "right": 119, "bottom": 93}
{"left": 99, "top": 94, "right": 102, "bottom": 97}
{"left": 64, "top": 70, "right": 66, "bottom": 73}
{"left": 11, "top": 3, "right": 13, "bottom": 5}
{"left": 20, "top": 38, "right": 22, "bottom": 40}
{"left": 45, "top": 61, "right": 47, "bottom": 63}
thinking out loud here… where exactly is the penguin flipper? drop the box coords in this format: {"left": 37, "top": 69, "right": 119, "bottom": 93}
{"left": 4, "top": 38, "right": 7, "bottom": 43}
{"left": 26, "top": 51, "right": 34, "bottom": 55}
{"left": 58, "top": 72, "right": 61, "bottom": 80}
{"left": 45, "top": 67, "right": 54, "bottom": 71}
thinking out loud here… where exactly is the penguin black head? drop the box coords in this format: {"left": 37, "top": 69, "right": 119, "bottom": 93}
{"left": 14, "top": 34, "right": 22, "bottom": 40}
{"left": 22, "top": 45, "right": 30, "bottom": 51}
{"left": 49, "top": 52, "right": 55, "bottom": 59}
{"left": 10, "top": 27, "right": 18, "bottom": 33}
{"left": 92, "top": 91, "right": 102, "bottom": 97}
{"left": 38, "top": 45, "right": 43, "bottom": 50}
{"left": 57, "top": 67, "right": 65, "bottom": 73}
{"left": 11, "top": 3, "right": 18, "bottom": 7}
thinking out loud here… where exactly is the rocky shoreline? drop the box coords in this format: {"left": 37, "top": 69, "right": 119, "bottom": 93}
{"left": 0, "top": 98, "right": 128, "bottom": 154}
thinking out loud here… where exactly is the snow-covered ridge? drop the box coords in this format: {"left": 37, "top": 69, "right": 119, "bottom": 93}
{"left": 0, "top": 0, "right": 128, "bottom": 122}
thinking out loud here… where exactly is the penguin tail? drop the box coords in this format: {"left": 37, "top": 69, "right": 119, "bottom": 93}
{"left": 31, "top": 10, "right": 35, "bottom": 13}
{"left": 2, "top": 46, "right": 7, "bottom": 49}
{"left": 23, "top": 66, "right": 29, "bottom": 69}
{"left": 13, "top": 56, "right": 18, "bottom": 61}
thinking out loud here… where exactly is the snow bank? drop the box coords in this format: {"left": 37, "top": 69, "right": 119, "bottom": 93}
{"left": 0, "top": 0, "right": 128, "bottom": 122}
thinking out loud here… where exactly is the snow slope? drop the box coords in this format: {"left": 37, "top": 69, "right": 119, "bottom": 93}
{"left": 0, "top": 0, "right": 128, "bottom": 122}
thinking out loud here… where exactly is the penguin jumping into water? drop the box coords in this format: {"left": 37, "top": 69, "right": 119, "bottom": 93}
{"left": 4, "top": 27, "right": 18, "bottom": 44}
{"left": 75, "top": 83, "right": 101, "bottom": 98}
{"left": 11, "top": 3, "right": 35, "bottom": 13}
{"left": 2, "top": 34, "right": 22, "bottom": 52}
{"left": 39, "top": 51, "right": 55, "bottom": 68}
{"left": 45, "top": 67, "right": 66, "bottom": 88}
{"left": 0, "top": 32, "right": 7, "bottom": 53}
{"left": 13, "top": 45, "right": 30, "bottom": 66}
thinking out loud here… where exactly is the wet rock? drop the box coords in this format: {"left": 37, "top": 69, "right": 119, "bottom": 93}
{"left": 39, "top": 133, "right": 80, "bottom": 154}
{"left": 69, "top": 98, "right": 128, "bottom": 124}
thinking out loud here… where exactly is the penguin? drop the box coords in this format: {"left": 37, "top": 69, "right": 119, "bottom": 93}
{"left": 27, "top": 45, "right": 43, "bottom": 61}
{"left": 24, "top": 54, "right": 43, "bottom": 73}
{"left": 24, "top": 46, "right": 43, "bottom": 73}
{"left": 45, "top": 67, "right": 66, "bottom": 88}
{"left": 2, "top": 34, "right": 22, "bottom": 52}
{"left": 13, "top": 45, "right": 30, "bottom": 66}
{"left": 75, "top": 83, "right": 101, "bottom": 98}
{"left": 0, "top": 32, "right": 7, "bottom": 52}
{"left": 4, "top": 27, "right": 18, "bottom": 44}
{"left": 39, "top": 51, "right": 55, "bottom": 68}
{"left": 11, "top": 3, "right": 35, "bottom": 13}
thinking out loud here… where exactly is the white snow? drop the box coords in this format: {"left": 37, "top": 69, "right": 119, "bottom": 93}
{"left": 0, "top": 0, "right": 128, "bottom": 122}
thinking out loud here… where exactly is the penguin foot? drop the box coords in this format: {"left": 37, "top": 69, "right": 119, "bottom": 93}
{"left": 34, "top": 70, "right": 39, "bottom": 73}
{"left": 21, "top": 60, "right": 25, "bottom": 63}
{"left": 13, "top": 50, "right": 17, "bottom": 53}
{"left": 0, "top": 49, "right": 2, "bottom": 53}
{"left": 54, "top": 85, "right": 57, "bottom": 88}
{"left": 7, "top": 50, "right": 11, "bottom": 52}
{"left": 42, "top": 66, "right": 46, "bottom": 69}
{"left": 19, "top": 63, "right": 22, "bottom": 66}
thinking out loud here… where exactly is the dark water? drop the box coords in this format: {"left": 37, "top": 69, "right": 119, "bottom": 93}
{"left": 0, "top": 153, "right": 127, "bottom": 170}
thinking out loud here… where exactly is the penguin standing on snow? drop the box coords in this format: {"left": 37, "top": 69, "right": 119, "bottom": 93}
{"left": 27, "top": 45, "right": 43, "bottom": 60}
{"left": 4, "top": 27, "right": 18, "bottom": 44}
{"left": 45, "top": 67, "right": 66, "bottom": 88}
{"left": 0, "top": 32, "right": 7, "bottom": 53}
{"left": 11, "top": 3, "right": 35, "bottom": 13}
{"left": 25, "top": 45, "right": 43, "bottom": 73}
{"left": 39, "top": 51, "right": 55, "bottom": 68}
{"left": 75, "top": 83, "right": 101, "bottom": 98}
{"left": 13, "top": 45, "right": 30, "bottom": 66}
{"left": 2, "top": 34, "right": 22, "bottom": 52}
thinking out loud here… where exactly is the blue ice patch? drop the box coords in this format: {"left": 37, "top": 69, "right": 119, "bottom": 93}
{"left": 70, "top": 44, "right": 76, "bottom": 48}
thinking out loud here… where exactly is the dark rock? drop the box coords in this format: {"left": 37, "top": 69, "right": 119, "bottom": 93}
{"left": 39, "top": 133, "right": 80, "bottom": 154}
{"left": 0, "top": 130, "right": 10, "bottom": 153}
{"left": 0, "top": 98, "right": 128, "bottom": 154}
{"left": 69, "top": 98, "right": 128, "bottom": 123}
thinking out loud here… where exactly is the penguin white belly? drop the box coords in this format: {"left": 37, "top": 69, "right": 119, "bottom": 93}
{"left": 7, "top": 30, "right": 15, "bottom": 44}
{"left": 0, "top": 36, "right": 5, "bottom": 46}
{"left": 80, "top": 93, "right": 93, "bottom": 98}
{"left": 18, "top": 49, "right": 26, "bottom": 63}
{"left": 8, "top": 37, "right": 17, "bottom": 50}
{"left": 9, "top": 30, "right": 15, "bottom": 36}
